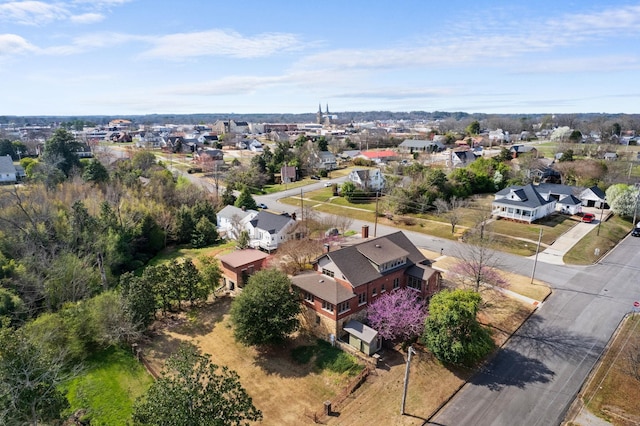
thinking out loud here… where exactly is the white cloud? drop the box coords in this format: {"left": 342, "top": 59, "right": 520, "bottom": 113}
{"left": 294, "top": 4, "right": 640, "bottom": 73}
{"left": 0, "top": 1, "right": 67, "bottom": 25}
{"left": 70, "top": 13, "right": 104, "bottom": 24}
{"left": 141, "top": 29, "right": 305, "bottom": 59}
{"left": 0, "top": 34, "right": 38, "bottom": 56}
{"left": 161, "top": 74, "right": 290, "bottom": 96}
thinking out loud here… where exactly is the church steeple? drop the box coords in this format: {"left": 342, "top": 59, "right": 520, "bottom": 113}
{"left": 316, "top": 102, "right": 323, "bottom": 124}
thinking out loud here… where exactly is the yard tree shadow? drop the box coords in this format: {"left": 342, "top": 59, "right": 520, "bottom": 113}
{"left": 166, "top": 296, "right": 232, "bottom": 337}
{"left": 468, "top": 314, "right": 605, "bottom": 392}
{"left": 252, "top": 343, "right": 315, "bottom": 378}
{"left": 511, "top": 315, "right": 605, "bottom": 361}
{"left": 470, "top": 348, "right": 555, "bottom": 391}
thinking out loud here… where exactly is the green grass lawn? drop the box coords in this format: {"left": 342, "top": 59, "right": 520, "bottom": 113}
{"left": 63, "top": 347, "right": 154, "bottom": 425}
{"left": 563, "top": 214, "right": 633, "bottom": 265}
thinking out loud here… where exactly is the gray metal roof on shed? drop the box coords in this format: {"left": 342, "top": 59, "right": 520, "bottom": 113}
{"left": 343, "top": 320, "right": 378, "bottom": 345}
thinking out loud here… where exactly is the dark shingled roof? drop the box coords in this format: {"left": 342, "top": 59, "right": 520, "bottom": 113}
{"left": 356, "top": 239, "right": 409, "bottom": 266}
{"left": 291, "top": 273, "right": 355, "bottom": 305}
{"left": 324, "top": 231, "right": 427, "bottom": 288}
{"left": 406, "top": 263, "right": 438, "bottom": 280}
{"left": 249, "top": 211, "right": 294, "bottom": 234}
{"left": 494, "top": 184, "right": 554, "bottom": 209}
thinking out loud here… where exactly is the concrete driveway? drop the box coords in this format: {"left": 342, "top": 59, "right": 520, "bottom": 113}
{"left": 531, "top": 210, "right": 608, "bottom": 265}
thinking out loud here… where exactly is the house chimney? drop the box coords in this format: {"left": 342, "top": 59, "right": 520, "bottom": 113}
{"left": 362, "top": 225, "right": 369, "bottom": 238}
{"left": 324, "top": 243, "right": 330, "bottom": 253}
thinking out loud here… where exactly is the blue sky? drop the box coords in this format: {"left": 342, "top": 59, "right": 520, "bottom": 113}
{"left": 1, "top": 0, "right": 639, "bottom": 116}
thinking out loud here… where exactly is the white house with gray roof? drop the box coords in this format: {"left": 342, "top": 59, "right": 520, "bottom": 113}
{"left": 216, "top": 205, "right": 258, "bottom": 239}
{"left": 492, "top": 184, "right": 556, "bottom": 223}
{"left": 246, "top": 211, "right": 298, "bottom": 252}
{"left": 0, "top": 155, "right": 17, "bottom": 184}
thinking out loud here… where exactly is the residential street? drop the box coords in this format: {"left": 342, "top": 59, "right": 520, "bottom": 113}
{"left": 254, "top": 188, "right": 638, "bottom": 426}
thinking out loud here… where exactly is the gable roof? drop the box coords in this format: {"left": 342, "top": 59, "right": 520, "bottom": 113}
{"left": 0, "top": 155, "right": 16, "bottom": 175}
{"left": 535, "top": 183, "right": 578, "bottom": 196}
{"left": 323, "top": 231, "right": 427, "bottom": 287}
{"left": 249, "top": 211, "right": 294, "bottom": 234}
{"left": 557, "top": 194, "right": 582, "bottom": 206}
{"left": 494, "top": 184, "right": 554, "bottom": 209}
{"left": 343, "top": 320, "right": 378, "bottom": 345}
{"left": 217, "top": 205, "right": 257, "bottom": 221}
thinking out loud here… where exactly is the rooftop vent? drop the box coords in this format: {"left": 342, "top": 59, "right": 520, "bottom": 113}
{"left": 375, "top": 244, "right": 381, "bottom": 248}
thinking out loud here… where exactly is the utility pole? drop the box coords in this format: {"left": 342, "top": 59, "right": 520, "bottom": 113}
{"left": 530, "top": 228, "right": 543, "bottom": 285}
{"left": 400, "top": 346, "right": 416, "bottom": 415}
{"left": 633, "top": 185, "right": 640, "bottom": 228}
{"left": 597, "top": 199, "right": 606, "bottom": 236}
{"left": 374, "top": 191, "right": 380, "bottom": 237}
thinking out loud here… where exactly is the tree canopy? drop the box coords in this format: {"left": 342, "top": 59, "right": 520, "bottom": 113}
{"left": 422, "top": 289, "right": 494, "bottom": 366}
{"left": 41, "top": 128, "right": 82, "bottom": 177}
{"left": 133, "top": 343, "right": 262, "bottom": 426}
{"left": 366, "top": 287, "right": 426, "bottom": 342}
{"left": 230, "top": 269, "right": 300, "bottom": 346}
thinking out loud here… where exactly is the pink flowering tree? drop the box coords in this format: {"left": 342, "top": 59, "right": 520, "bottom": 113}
{"left": 366, "top": 288, "right": 427, "bottom": 342}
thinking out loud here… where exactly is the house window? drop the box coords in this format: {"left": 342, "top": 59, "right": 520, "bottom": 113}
{"left": 322, "top": 268, "right": 335, "bottom": 277}
{"left": 358, "top": 293, "right": 367, "bottom": 305}
{"left": 372, "top": 287, "right": 377, "bottom": 297}
{"left": 322, "top": 301, "right": 334, "bottom": 312}
{"left": 381, "top": 284, "right": 386, "bottom": 293}
{"left": 408, "top": 276, "right": 422, "bottom": 291}
{"left": 393, "top": 278, "right": 400, "bottom": 290}
{"left": 338, "top": 301, "right": 350, "bottom": 314}
{"left": 304, "top": 292, "right": 314, "bottom": 303}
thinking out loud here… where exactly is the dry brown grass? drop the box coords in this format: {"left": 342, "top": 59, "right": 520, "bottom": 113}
{"left": 141, "top": 258, "right": 542, "bottom": 426}
{"left": 428, "top": 254, "right": 551, "bottom": 302}
{"left": 142, "top": 297, "right": 353, "bottom": 425}
{"left": 579, "top": 314, "right": 640, "bottom": 425}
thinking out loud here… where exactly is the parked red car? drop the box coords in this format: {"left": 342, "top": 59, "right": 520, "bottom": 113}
{"left": 582, "top": 213, "right": 596, "bottom": 223}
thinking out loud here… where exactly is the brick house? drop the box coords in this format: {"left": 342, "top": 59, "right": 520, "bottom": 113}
{"left": 291, "top": 231, "right": 441, "bottom": 349}
{"left": 218, "top": 249, "right": 270, "bottom": 291}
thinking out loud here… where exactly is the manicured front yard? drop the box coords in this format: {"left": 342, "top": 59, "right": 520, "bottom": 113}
{"left": 564, "top": 215, "right": 633, "bottom": 265}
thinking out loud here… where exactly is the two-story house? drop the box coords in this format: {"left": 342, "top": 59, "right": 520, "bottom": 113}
{"left": 246, "top": 211, "right": 299, "bottom": 252}
{"left": 291, "top": 231, "right": 441, "bottom": 353}
{"left": 313, "top": 150, "right": 337, "bottom": 170}
{"left": 216, "top": 205, "right": 259, "bottom": 239}
{"left": 347, "top": 168, "right": 386, "bottom": 192}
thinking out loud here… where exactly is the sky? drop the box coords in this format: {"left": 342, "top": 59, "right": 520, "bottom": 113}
{"left": 1, "top": 0, "right": 640, "bottom": 116}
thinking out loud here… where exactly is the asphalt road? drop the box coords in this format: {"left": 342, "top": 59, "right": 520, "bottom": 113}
{"left": 257, "top": 186, "right": 639, "bottom": 426}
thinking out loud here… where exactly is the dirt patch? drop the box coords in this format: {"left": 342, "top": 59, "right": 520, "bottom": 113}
{"left": 142, "top": 296, "right": 354, "bottom": 425}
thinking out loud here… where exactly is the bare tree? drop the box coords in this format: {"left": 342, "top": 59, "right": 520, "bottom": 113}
{"left": 271, "top": 239, "right": 323, "bottom": 274}
{"left": 435, "top": 196, "right": 467, "bottom": 234}
{"left": 451, "top": 220, "right": 507, "bottom": 293}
